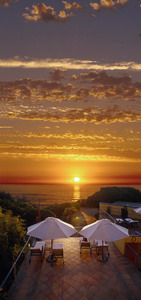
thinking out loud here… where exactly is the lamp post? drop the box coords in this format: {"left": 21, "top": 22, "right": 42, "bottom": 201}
{"left": 36, "top": 199, "right": 41, "bottom": 223}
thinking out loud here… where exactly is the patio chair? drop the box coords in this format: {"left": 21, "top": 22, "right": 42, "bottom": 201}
{"left": 90, "top": 240, "right": 99, "bottom": 254}
{"left": 29, "top": 241, "right": 46, "bottom": 263}
{"left": 52, "top": 243, "right": 64, "bottom": 264}
{"left": 80, "top": 238, "right": 91, "bottom": 253}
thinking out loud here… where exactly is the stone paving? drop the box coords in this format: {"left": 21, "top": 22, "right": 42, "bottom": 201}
{"left": 7, "top": 237, "right": 141, "bottom": 300}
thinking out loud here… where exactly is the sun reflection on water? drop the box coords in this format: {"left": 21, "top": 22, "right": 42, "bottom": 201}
{"left": 73, "top": 184, "right": 80, "bottom": 201}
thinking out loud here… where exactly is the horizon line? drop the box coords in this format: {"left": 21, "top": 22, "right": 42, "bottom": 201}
{"left": 0, "top": 182, "right": 141, "bottom": 186}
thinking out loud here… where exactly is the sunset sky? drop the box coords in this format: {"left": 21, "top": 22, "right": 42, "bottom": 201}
{"left": 0, "top": 0, "right": 141, "bottom": 184}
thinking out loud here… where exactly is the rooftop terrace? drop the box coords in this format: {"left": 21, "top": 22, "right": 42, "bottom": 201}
{"left": 7, "top": 237, "right": 141, "bottom": 300}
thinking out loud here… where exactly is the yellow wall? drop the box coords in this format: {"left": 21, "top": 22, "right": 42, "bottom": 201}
{"left": 114, "top": 236, "right": 141, "bottom": 255}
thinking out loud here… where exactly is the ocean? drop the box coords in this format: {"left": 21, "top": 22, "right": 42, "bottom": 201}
{"left": 0, "top": 183, "right": 141, "bottom": 206}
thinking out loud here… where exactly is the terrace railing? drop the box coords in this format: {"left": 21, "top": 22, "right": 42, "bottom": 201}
{"left": 100, "top": 211, "right": 116, "bottom": 223}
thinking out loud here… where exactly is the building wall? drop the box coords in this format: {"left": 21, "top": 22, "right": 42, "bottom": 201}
{"left": 114, "top": 236, "right": 141, "bottom": 255}
{"left": 99, "top": 203, "right": 141, "bottom": 220}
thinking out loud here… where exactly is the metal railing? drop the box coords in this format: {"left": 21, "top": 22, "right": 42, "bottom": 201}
{"left": 100, "top": 211, "right": 116, "bottom": 223}
{"left": 0, "top": 236, "right": 31, "bottom": 296}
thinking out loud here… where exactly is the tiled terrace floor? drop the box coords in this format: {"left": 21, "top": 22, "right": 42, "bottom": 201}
{"left": 7, "top": 238, "right": 141, "bottom": 300}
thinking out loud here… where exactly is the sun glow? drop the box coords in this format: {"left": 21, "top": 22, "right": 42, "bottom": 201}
{"left": 73, "top": 177, "right": 80, "bottom": 183}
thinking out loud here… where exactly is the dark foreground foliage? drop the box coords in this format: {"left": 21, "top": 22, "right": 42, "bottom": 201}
{"left": 0, "top": 208, "right": 26, "bottom": 283}
{"left": 0, "top": 191, "right": 56, "bottom": 285}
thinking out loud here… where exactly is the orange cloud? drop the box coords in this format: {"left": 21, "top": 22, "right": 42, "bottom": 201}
{"left": 1, "top": 131, "right": 140, "bottom": 144}
{"left": 0, "top": 150, "right": 140, "bottom": 162}
{"left": 0, "top": 126, "right": 140, "bottom": 165}
{"left": 90, "top": 0, "right": 129, "bottom": 11}
{"left": 62, "top": 1, "right": 83, "bottom": 10}
{"left": 0, "top": 126, "right": 13, "bottom": 129}
{"left": 23, "top": 3, "right": 73, "bottom": 23}
{"left": 1, "top": 57, "right": 141, "bottom": 71}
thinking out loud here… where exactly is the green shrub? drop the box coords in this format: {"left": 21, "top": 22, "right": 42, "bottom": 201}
{"left": 62, "top": 206, "right": 77, "bottom": 223}
{"left": 0, "top": 208, "right": 26, "bottom": 282}
{"left": 0, "top": 192, "right": 55, "bottom": 227}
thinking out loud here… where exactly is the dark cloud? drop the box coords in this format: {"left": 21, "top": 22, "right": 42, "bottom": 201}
{"left": 89, "top": 84, "right": 138, "bottom": 100}
{"left": 23, "top": 3, "right": 73, "bottom": 23}
{"left": 49, "top": 68, "right": 67, "bottom": 81}
{"left": 71, "top": 71, "right": 141, "bottom": 101}
{"left": 72, "top": 71, "right": 132, "bottom": 85}
{"left": 0, "top": 0, "right": 17, "bottom": 7}
{"left": 1, "top": 70, "right": 141, "bottom": 103}
{"left": 65, "top": 105, "right": 141, "bottom": 124}
{"left": 0, "top": 78, "right": 75, "bottom": 102}
{"left": 4, "top": 105, "right": 141, "bottom": 124}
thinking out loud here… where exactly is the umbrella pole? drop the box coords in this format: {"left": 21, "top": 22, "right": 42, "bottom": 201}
{"left": 51, "top": 239, "right": 54, "bottom": 261}
{"left": 47, "top": 239, "right": 55, "bottom": 263}
{"left": 51, "top": 239, "right": 53, "bottom": 251}
{"left": 102, "top": 240, "right": 104, "bottom": 261}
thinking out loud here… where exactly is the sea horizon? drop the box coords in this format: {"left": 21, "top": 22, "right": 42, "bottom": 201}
{"left": 0, "top": 182, "right": 141, "bottom": 185}
{"left": 0, "top": 183, "right": 141, "bottom": 206}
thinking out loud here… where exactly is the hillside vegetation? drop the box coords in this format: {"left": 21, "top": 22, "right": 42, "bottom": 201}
{"left": 80, "top": 186, "right": 141, "bottom": 208}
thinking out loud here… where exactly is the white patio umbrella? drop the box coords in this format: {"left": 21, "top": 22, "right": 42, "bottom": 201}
{"left": 134, "top": 207, "right": 141, "bottom": 214}
{"left": 79, "top": 219, "right": 129, "bottom": 261}
{"left": 27, "top": 217, "right": 77, "bottom": 259}
{"left": 79, "top": 218, "right": 129, "bottom": 241}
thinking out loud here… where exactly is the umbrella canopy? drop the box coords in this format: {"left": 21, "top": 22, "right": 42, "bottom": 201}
{"left": 134, "top": 207, "right": 141, "bottom": 214}
{"left": 79, "top": 219, "right": 129, "bottom": 242}
{"left": 27, "top": 217, "right": 77, "bottom": 241}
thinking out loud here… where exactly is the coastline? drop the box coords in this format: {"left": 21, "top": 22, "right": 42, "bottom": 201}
{"left": 0, "top": 183, "right": 141, "bottom": 206}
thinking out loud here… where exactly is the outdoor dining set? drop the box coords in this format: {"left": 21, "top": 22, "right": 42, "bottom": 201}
{"left": 29, "top": 240, "right": 64, "bottom": 264}
{"left": 29, "top": 237, "right": 110, "bottom": 264}
{"left": 27, "top": 217, "right": 130, "bottom": 264}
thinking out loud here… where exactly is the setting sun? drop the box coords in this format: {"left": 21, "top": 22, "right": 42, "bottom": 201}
{"left": 0, "top": 1, "right": 140, "bottom": 188}
{"left": 73, "top": 177, "right": 80, "bottom": 183}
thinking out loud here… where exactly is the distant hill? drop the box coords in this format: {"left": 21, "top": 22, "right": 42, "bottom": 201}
{"left": 80, "top": 186, "right": 141, "bottom": 208}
